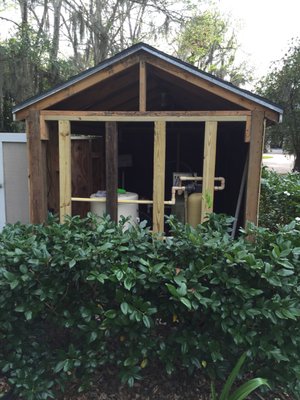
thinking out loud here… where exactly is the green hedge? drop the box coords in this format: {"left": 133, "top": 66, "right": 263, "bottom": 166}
{"left": 260, "top": 168, "right": 300, "bottom": 229}
{"left": 0, "top": 214, "right": 300, "bottom": 399}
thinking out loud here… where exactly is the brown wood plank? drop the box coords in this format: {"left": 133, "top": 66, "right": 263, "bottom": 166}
{"left": 245, "top": 111, "right": 265, "bottom": 225}
{"left": 201, "top": 121, "right": 218, "bottom": 222}
{"left": 139, "top": 60, "right": 147, "bottom": 111}
{"left": 41, "top": 110, "right": 250, "bottom": 122}
{"left": 47, "top": 123, "right": 59, "bottom": 215}
{"left": 105, "top": 122, "right": 118, "bottom": 222}
{"left": 26, "top": 110, "right": 47, "bottom": 223}
{"left": 40, "top": 116, "right": 49, "bottom": 140}
{"left": 145, "top": 55, "right": 280, "bottom": 122}
{"left": 245, "top": 115, "right": 251, "bottom": 142}
{"left": 58, "top": 120, "right": 72, "bottom": 222}
{"left": 14, "top": 54, "right": 141, "bottom": 121}
{"left": 153, "top": 121, "right": 166, "bottom": 233}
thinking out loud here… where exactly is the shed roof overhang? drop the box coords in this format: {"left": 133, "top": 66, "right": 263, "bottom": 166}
{"left": 12, "top": 43, "right": 283, "bottom": 123}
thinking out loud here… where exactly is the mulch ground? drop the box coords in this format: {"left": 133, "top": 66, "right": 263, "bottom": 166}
{"left": 0, "top": 369, "right": 295, "bottom": 400}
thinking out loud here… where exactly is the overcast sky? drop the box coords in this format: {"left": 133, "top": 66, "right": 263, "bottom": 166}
{"left": 218, "top": 0, "right": 300, "bottom": 81}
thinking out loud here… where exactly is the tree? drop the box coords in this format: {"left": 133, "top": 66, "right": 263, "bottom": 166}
{"left": 258, "top": 39, "right": 300, "bottom": 171}
{"left": 175, "top": 10, "right": 250, "bottom": 86}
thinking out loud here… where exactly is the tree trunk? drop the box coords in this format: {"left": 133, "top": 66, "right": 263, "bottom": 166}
{"left": 293, "top": 151, "right": 300, "bottom": 172}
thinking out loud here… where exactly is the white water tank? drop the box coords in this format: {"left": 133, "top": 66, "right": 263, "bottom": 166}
{"left": 90, "top": 191, "right": 139, "bottom": 225}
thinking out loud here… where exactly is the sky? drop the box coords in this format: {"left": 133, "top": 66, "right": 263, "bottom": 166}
{"left": 1, "top": 0, "right": 300, "bottom": 84}
{"left": 217, "top": 0, "right": 300, "bottom": 82}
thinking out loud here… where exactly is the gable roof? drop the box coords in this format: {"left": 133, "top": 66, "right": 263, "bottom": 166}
{"left": 12, "top": 42, "right": 283, "bottom": 118}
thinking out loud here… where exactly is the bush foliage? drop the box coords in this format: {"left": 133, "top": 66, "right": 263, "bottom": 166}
{"left": 259, "top": 168, "right": 300, "bottom": 229}
{"left": 0, "top": 214, "right": 300, "bottom": 399}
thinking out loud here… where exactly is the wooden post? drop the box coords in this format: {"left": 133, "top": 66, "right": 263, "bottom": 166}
{"left": 201, "top": 121, "right": 218, "bottom": 222}
{"left": 58, "top": 120, "right": 72, "bottom": 223}
{"left": 153, "top": 121, "right": 166, "bottom": 233}
{"left": 139, "top": 60, "right": 147, "bottom": 112}
{"left": 26, "top": 110, "right": 47, "bottom": 223}
{"left": 245, "top": 111, "right": 265, "bottom": 225}
{"left": 105, "top": 121, "right": 118, "bottom": 222}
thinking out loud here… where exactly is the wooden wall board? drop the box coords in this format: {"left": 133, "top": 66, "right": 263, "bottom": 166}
{"left": 201, "top": 121, "right": 218, "bottom": 222}
{"left": 105, "top": 122, "right": 118, "bottom": 222}
{"left": 26, "top": 110, "right": 47, "bottom": 223}
{"left": 47, "top": 123, "right": 59, "bottom": 215}
{"left": 139, "top": 60, "right": 147, "bottom": 111}
{"left": 145, "top": 55, "right": 280, "bottom": 123}
{"left": 152, "top": 120, "right": 166, "bottom": 233}
{"left": 58, "top": 120, "right": 72, "bottom": 222}
{"left": 15, "top": 54, "right": 141, "bottom": 120}
{"left": 245, "top": 111, "right": 265, "bottom": 225}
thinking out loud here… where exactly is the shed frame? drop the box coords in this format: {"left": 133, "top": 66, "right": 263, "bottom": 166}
{"left": 12, "top": 43, "right": 282, "bottom": 232}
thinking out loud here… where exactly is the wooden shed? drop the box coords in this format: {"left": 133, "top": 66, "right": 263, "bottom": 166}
{"left": 12, "top": 43, "right": 283, "bottom": 233}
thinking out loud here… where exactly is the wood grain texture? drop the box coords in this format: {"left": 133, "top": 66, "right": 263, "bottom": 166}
{"left": 59, "top": 120, "right": 72, "bottom": 222}
{"left": 26, "top": 110, "right": 47, "bottom": 223}
{"left": 15, "top": 55, "right": 140, "bottom": 121}
{"left": 105, "top": 122, "right": 118, "bottom": 222}
{"left": 139, "top": 60, "right": 147, "bottom": 111}
{"left": 145, "top": 55, "right": 280, "bottom": 122}
{"left": 41, "top": 110, "right": 250, "bottom": 122}
{"left": 245, "top": 115, "right": 251, "bottom": 142}
{"left": 245, "top": 111, "right": 265, "bottom": 225}
{"left": 201, "top": 121, "right": 218, "bottom": 222}
{"left": 152, "top": 121, "right": 166, "bottom": 233}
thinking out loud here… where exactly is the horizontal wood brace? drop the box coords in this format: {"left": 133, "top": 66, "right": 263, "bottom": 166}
{"left": 41, "top": 110, "right": 250, "bottom": 122}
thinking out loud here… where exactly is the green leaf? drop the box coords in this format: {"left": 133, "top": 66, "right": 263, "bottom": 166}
{"left": 180, "top": 297, "right": 191, "bottom": 309}
{"left": 105, "top": 309, "right": 117, "bottom": 319}
{"left": 121, "top": 302, "right": 129, "bottom": 315}
{"left": 229, "top": 378, "right": 270, "bottom": 400}
{"left": 124, "top": 278, "right": 133, "bottom": 290}
{"left": 69, "top": 259, "right": 76, "bottom": 268}
{"left": 219, "top": 352, "right": 247, "bottom": 400}
{"left": 25, "top": 311, "right": 33, "bottom": 320}
{"left": 142, "top": 315, "right": 151, "bottom": 328}
{"left": 277, "top": 269, "right": 294, "bottom": 276}
{"left": 53, "top": 360, "right": 67, "bottom": 373}
{"left": 166, "top": 283, "right": 179, "bottom": 298}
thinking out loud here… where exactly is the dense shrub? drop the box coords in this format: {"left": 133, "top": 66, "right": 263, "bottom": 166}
{"left": 0, "top": 214, "right": 300, "bottom": 399}
{"left": 259, "top": 167, "right": 300, "bottom": 229}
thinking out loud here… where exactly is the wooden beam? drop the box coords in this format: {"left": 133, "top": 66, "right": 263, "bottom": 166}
{"left": 245, "top": 111, "right": 265, "bottom": 225}
{"left": 41, "top": 110, "right": 250, "bottom": 122}
{"left": 153, "top": 121, "right": 166, "bottom": 233}
{"left": 245, "top": 115, "right": 251, "bottom": 142}
{"left": 40, "top": 115, "right": 49, "bottom": 140}
{"left": 26, "top": 110, "right": 47, "bottom": 223}
{"left": 145, "top": 55, "right": 280, "bottom": 123}
{"left": 105, "top": 122, "right": 118, "bottom": 222}
{"left": 58, "top": 120, "right": 72, "bottom": 223}
{"left": 139, "top": 60, "right": 147, "bottom": 111}
{"left": 201, "top": 121, "right": 218, "bottom": 222}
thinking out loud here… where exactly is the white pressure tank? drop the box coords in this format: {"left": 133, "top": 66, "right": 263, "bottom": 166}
{"left": 90, "top": 190, "right": 139, "bottom": 225}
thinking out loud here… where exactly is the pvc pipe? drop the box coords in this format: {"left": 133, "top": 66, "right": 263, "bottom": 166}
{"left": 71, "top": 186, "right": 186, "bottom": 206}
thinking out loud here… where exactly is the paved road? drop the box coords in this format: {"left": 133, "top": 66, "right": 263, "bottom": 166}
{"left": 262, "top": 153, "right": 294, "bottom": 174}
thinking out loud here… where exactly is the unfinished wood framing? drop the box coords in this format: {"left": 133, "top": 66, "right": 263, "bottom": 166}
{"left": 15, "top": 55, "right": 141, "bottom": 121}
{"left": 153, "top": 121, "right": 166, "bottom": 233}
{"left": 59, "top": 120, "right": 72, "bottom": 223}
{"left": 245, "top": 111, "right": 265, "bottom": 225}
{"left": 201, "top": 121, "right": 218, "bottom": 222}
{"left": 40, "top": 116, "right": 49, "bottom": 140}
{"left": 139, "top": 60, "right": 147, "bottom": 111}
{"left": 41, "top": 110, "right": 250, "bottom": 122}
{"left": 26, "top": 110, "right": 47, "bottom": 223}
{"left": 245, "top": 115, "right": 251, "bottom": 142}
{"left": 145, "top": 55, "right": 280, "bottom": 123}
{"left": 105, "top": 122, "right": 118, "bottom": 222}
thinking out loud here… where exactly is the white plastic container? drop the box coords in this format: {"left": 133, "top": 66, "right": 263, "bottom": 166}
{"left": 90, "top": 191, "right": 139, "bottom": 225}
